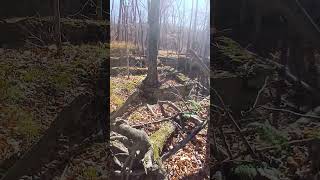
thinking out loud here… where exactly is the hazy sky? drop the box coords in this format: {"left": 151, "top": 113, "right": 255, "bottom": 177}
{"left": 110, "top": 0, "right": 209, "bottom": 25}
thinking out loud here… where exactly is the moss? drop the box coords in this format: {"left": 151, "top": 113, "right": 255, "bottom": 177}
{"left": 2, "top": 106, "right": 40, "bottom": 141}
{"left": 82, "top": 166, "right": 98, "bottom": 180}
{"left": 0, "top": 78, "right": 10, "bottom": 101}
{"left": 49, "top": 71, "right": 73, "bottom": 90}
{"left": 216, "top": 36, "right": 254, "bottom": 62}
{"left": 110, "top": 41, "right": 138, "bottom": 56}
{"left": 176, "top": 73, "right": 189, "bottom": 83}
{"left": 128, "top": 111, "right": 144, "bottom": 122}
{"left": 0, "top": 78, "right": 25, "bottom": 103}
{"left": 110, "top": 94, "right": 124, "bottom": 108}
{"left": 149, "top": 122, "right": 175, "bottom": 161}
{"left": 22, "top": 68, "right": 46, "bottom": 82}
{"left": 6, "top": 85, "right": 25, "bottom": 103}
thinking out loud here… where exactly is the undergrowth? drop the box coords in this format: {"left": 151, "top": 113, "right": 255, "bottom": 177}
{"left": 248, "top": 121, "right": 288, "bottom": 148}
{"left": 2, "top": 106, "right": 40, "bottom": 141}
{"left": 82, "top": 166, "right": 98, "bottom": 180}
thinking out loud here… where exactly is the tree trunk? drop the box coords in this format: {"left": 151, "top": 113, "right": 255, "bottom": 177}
{"left": 143, "top": 0, "right": 160, "bottom": 87}
{"left": 96, "top": 0, "right": 103, "bottom": 19}
{"left": 53, "top": 0, "right": 62, "bottom": 55}
{"left": 116, "top": 0, "right": 123, "bottom": 41}
{"left": 187, "top": 0, "right": 194, "bottom": 50}
{"left": 192, "top": 0, "right": 198, "bottom": 50}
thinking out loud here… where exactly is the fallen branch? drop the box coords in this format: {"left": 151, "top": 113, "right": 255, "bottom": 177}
{"left": 187, "top": 49, "right": 210, "bottom": 77}
{"left": 219, "top": 126, "right": 233, "bottom": 159}
{"left": 59, "top": 164, "right": 69, "bottom": 180}
{"left": 146, "top": 104, "right": 156, "bottom": 116}
{"left": 212, "top": 87, "right": 258, "bottom": 159}
{"left": 161, "top": 119, "right": 208, "bottom": 161}
{"left": 158, "top": 100, "right": 182, "bottom": 112}
{"left": 241, "top": 76, "right": 269, "bottom": 116}
{"left": 259, "top": 106, "right": 320, "bottom": 120}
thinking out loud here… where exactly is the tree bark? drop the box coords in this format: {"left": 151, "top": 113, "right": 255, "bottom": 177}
{"left": 191, "top": 0, "right": 199, "bottom": 50}
{"left": 53, "top": 0, "right": 62, "bottom": 55}
{"left": 143, "top": 0, "right": 160, "bottom": 87}
{"left": 187, "top": 0, "right": 194, "bottom": 50}
{"left": 116, "top": 0, "right": 123, "bottom": 41}
{"left": 96, "top": 0, "right": 103, "bottom": 19}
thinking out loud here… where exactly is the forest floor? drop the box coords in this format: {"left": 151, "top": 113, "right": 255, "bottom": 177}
{"left": 110, "top": 73, "right": 210, "bottom": 180}
{"left": 209, "top": 36, "right": 320, "bottom": 180}
{"left": 109, "top": 41, "right": 210, "bottom": 179}
{"left": 0, "top": 43, "right": 107, "bottom": 179}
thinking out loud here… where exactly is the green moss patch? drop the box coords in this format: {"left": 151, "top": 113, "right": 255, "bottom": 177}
{"left": 149, "top": 122, "right": 175, "bottom": 161}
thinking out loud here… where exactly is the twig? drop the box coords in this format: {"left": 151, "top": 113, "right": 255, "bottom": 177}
{"left": 259, "top": 106, "right": 320, "bottom": 120}
{"left": 59, "top": 164, "right": 69, "bottom": 180}
{"left": 161, "top": 119, "right": 208, "bottom": 161}
{"left": 253, "top": 76, "right": 269, "bottom": 109}
{"left": 212, "top": 87, "right": 258, "bottom": 159}
{"left": 158, "top": 100, "right": 182, "bottom": 112}
{"left": 219, "top": 126, "right": 233, "bottom": 159}
{"left": 159, "top": 103, "right": 169, "bottom": 117}
{"left": 241, "top": 76, "right": 269, "bottom": 116}
{"left": 146, "top": 104, "right": 156, "bottom": 116}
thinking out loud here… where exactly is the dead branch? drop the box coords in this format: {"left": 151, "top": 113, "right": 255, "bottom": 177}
{"left": 241, "top": 76, "right": 269, "bottom": 116}
{"left": 159, "top": 103, "right": 169, "bottom": 117}
{"left": 146, "top": 104, "right": 156, "bottom": 116}
{"left": 212, "top": 87, "right": 258, "bottom": 159}
{"left": 187, "top": 49, "right": 210, "bottom": 77}
{"left": 161, "top": 119, "right": 208, "bottom": 161}
{"left": 219, "top": 126, "right": 233, "bottom": 159}
{"left": 59, "top": 164, "right": 69, "bottom": 180}
{"left": 259, "top": 106, "right": 320, "bottom": 120}
{"left": 158, "top": 100, "right": 182, "bottom": 112}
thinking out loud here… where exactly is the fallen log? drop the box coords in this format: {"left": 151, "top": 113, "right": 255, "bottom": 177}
{"left": 150, "top": 122, "right": 176, "bottom": 162}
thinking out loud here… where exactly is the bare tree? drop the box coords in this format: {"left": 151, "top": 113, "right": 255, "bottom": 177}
{"left": 187, "top": 0, "right": 194, "bottom": 50}
{"left": 116, "top": 0, "right": 124, "bottom": 41}
{"left": 135, "top": 0, "right": 144, "bottom": 55}
{"left": 97, "top": 0, "right": 103, "bottom": 19}
{"left": 54, "top": 0, "right": 62, "bottom": 55}
{"left": 192, "top": 0, "right": 199, "bottom": 50}
{"left": 143, "top": 0, "right": 160, "bottom": 87}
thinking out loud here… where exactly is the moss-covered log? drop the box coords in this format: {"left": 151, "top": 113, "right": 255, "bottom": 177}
{"left": 149, "top": 122, "right": 176, "bottom": 162}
